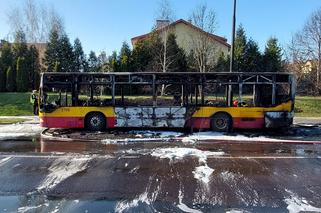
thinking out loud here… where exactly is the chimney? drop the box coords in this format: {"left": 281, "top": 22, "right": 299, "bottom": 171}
{"left": 156, "top": 19, "right": 170, "bottom": 29}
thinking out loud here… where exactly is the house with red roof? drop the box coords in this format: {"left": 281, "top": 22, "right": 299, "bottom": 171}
{"left": 131, "top": 19, "right": 230, "bottom": 66}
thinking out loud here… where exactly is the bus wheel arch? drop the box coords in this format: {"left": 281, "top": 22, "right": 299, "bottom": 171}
{"left": 210, "top": 112, "right": 233, "bottom": 132}
{"left": 85, "top": 112, "right": 106, "bottom": 131}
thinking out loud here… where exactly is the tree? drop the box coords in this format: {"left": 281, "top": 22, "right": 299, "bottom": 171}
{"left": 6, "top": 67, "right": 15, "bottom": 92}
{"left": 97, "top": 51, "right": 108, "bottom": 72}
{"left": 165, "top": 33, "right": 187, "bottom": 72}
{"left": 73, "top": 38, "right": 87, "bottom": 72}
{"left": 132, "top": 40, "right": 153, "bottom": 72}
{"left": 16, "top": 57, "right": 29, "bottom": 92}
{"left": 189, "top": 3, "right": 218, "bottom": 72}
{"left": 12, "top": 30, "right": 29, "bottom": 59}
{"left": 54, "top": 61, "right": 61, "bottom": 72}
{"left": 59, "top": 34, "right": 74, "bottom": 72}
{"left": 215, "top": 52, "right": 229, "bottom": 72}
{"left": 88, "top": 51, "right": 99, "bottom": 72}
{"left": 155, "top": 0, "right": 175, "bottom": 22}
{"left": 44, "top": 31, "right": 74, "bottom": 72}
{"left": 263, "top": 37, "right": 283, "bottom": 72}
{"left": 107, "top": 51, "right": 120, "bottom": 72}
{"left": 234, "top": 25, "right": 247, "bottom": 72}
{"left": 7, "top": 0, "right": 64, "bottom": 42}
{"left": 44, "top": 29, "right": 60, "bottom": 72}
{"left": 119, "top": 41, "right": 132, "bottom": 72}
{"left": 244, "top": 39, "right": 262, "bottom": 72}
{"left": 289, "top": 7, "right": 321, "bottom": 94}
{"left": 28, "top": 45, "right": 40, "bottom": 90}
{"left": 0, "top": 41, "right": 13, "bottom": 91}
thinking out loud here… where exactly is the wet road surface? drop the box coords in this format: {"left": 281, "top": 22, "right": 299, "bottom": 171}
{"left": 1, "top": 133, "right": 321, "bottom": 213}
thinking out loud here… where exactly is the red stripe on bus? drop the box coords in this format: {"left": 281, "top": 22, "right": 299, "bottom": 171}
{"left": 40, "top": 116, "right": 84, "bottom": 128}
{"left": 185, "top": 118, "right": 211, "bottom": 129}
{"left": 40, "top": 116, "right": 116, "bottom": 129}
{"left": 233, "top": 117, "right": 264, "bottom": 129}
{"left": 186, "top": 117, "right": 264, "bottom": 129}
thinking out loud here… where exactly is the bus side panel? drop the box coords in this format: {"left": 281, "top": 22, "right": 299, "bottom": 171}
{"left": 189, "top": 101, "right": 293, "bottom": 129}
{"left": 107, "top": 117, "right": 117, "bottom": 128}
{"left": 185, "top": 118, "right": 211, "bottom": 129}
{"left": 233, "top": 118, "right": 265, "bottom": 129}
{"left": 40, "top": 116, "right": 84, "bottom": 128}
{"left": 39, "top": 107, "right": 116, "bottom": 129}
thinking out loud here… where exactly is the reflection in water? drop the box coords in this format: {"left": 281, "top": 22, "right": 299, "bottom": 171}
{"left": 0, "top": 135, "right": 321, "bottom": 212}
{"left": 0, "top": 135, "right": 320, "bottom": 157}
{"left": 39, "top": 136, "right": 321, "bottom": 157}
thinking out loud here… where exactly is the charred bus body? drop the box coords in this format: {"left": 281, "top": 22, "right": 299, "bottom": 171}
{"left": 39, "top": 72, "right": 296, "bottom": 132}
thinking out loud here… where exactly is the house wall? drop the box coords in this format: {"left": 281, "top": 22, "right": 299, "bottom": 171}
{"left": 157, "top": 22, "right": 229, "bottom": 67}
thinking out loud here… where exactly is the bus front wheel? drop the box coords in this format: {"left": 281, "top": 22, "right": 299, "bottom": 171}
{"left": 211, "top": 113, "right": 232, "bottom": 132}
{"left": 85, "top": 112, "right": 106, "bottom": 131}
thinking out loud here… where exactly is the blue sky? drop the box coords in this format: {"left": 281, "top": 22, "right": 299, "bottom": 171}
{"left": 0, "top": 0, "right": 321, "bottom": 55}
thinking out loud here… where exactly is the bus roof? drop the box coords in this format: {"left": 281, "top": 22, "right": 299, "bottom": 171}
{"left": 41, "top": 71, "right": 294, "bottom": 76}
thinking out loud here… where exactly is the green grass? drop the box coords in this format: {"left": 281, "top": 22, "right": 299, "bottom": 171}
{"left": 0, "top": 92, "right": 321, "bottom": 117}
{"left": 0, "top": 93, "right": 33, "bottom": 116}
{"left": 0, "top": 118, "right": 28, "bottom": 123}
{"left": 295, "top": 96, "right": 321, "bottom": 117}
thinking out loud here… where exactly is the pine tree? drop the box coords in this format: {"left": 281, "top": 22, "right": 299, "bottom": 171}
{"left": 186, "top": 50, "right": 197, "bottom": 72}
{"left": 234, "top": 25, "right": 247, "bottom": 72}
{"left": 12, "top": 31, "right": 28, "bottom": 59}
{"left": 244, "top": 39, "right": 262, "bottom": 72}
{"left": 16, "top": 57, "right": 29, "bottom": 92}
{"left": 6, "top": 67, "right": 15, "bottom": 92}
{"left": 27, "top": 45, "right": 40, "bottom": 90}
{"left": 263, "top": 37, "right": 283, "bottom": 72}
{"left": 108, "top": 51, "right": 120, "bottom": 72}
{"left": 10, "top": 31, "right": 29, "bottom": 91}
{"left": 132, "top": 40, "right": 153, "bottom": 72}
{"left": 44, "top": 29, "right": 60, "bottom": 72}
{"left": 119, "top": 41, "right": 132, "bottom": 72}
{"left": 0, "top": 41, "right": 13, "bottom": 91}
{"left": 73, "top": 38, "right": 87, "bottom": 72}
{"left": 166, "top": 33, "right": 187, "bottom": 72}
{"left": 97, "top": 51, "right": 108, "bottom": 72}
{"left": 88, "top": 51, "right": 99, "bottom": 72}
{"left": 59, "top": 34, "right": 74, "bottom": 72}
{"left": 215, "top": 52, "right": 230, "bottom": 72}
{"left": 54, "top": 61, "right": 61, "bottom": 72}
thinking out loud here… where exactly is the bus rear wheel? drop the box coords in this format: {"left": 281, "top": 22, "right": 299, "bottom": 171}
{"left": 85, "top": 113, "right": 106, "bottom": 131}
{"left": 211, "top": 113, "right": 232, "bottom": 132}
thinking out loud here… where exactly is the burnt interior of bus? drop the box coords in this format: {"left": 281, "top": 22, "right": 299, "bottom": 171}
{"left": 39, "top": 72, "right": 295, "bottom": 112}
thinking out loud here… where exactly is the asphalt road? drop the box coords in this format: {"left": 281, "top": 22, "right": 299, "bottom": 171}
{"left": 0, "top": 137, "right": 321, "bottom": 213}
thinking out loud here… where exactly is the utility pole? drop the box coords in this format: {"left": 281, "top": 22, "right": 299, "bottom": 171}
{"left": 230, "top": 0, "right": 236, "bottom": 73}
{"left": 227, "top": 0, "right": 237, "bottom": 106}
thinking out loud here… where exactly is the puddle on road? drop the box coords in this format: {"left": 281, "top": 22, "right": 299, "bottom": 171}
{"left": 1, "top": 127, "right": 321, "bottom": 212}
{"left": 0, "top": 135, "right": 320, "bottom": 159}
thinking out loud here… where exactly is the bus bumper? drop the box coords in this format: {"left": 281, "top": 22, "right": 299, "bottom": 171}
{"left": 264, "top": 111, "right": 294, "bottom": 128}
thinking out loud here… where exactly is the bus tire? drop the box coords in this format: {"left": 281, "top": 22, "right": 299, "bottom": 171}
{"left": 211, "top": 112, "right": 232, "bottom": 132}
{"left": 85, "top": 112, "right": 106, "bottom": 131}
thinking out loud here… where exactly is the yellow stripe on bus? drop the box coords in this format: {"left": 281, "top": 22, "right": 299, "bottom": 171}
{"left": 39, "top": 101, "right": 292, "bottom": 119}
{"left": 39, "top": 107, "right": 115, "bottom": 118}
{"left": 191, "top": 101, "right": 293, "bottom": 118}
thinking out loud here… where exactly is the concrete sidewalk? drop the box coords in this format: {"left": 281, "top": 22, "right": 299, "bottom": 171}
{"left": 0, "top": 116, "right": 39, "bottom": 124}
{"left": 294, "top": 117, "right": 321, "bottom": 125}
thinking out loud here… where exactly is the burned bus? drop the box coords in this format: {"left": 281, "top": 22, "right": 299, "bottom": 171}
{"left": 38, "top": 72, "right": 296, "bottom": 132}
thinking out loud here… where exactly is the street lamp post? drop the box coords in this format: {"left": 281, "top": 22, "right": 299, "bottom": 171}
{"left": 230, "top": 0, "right": 236, "bottom": 73}
{"left": 227, "top": 0, "right": 237, "bottom": 106}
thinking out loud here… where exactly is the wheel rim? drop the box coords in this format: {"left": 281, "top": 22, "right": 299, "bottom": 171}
{"left": 90, "top": 116, "right": 101, "bottom": 127}
{"left": 215, "top": 118, "right": 228, "bottom": 130}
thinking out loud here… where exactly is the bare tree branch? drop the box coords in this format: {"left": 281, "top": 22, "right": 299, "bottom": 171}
{"left": 6, "top": 0, "right": 64, "bottom": 42}
{"left": 189, "top": 3, "right": 218, "bottom": 72}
